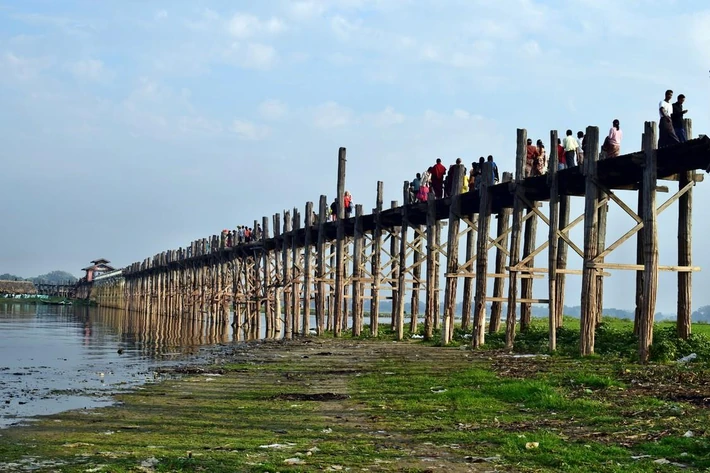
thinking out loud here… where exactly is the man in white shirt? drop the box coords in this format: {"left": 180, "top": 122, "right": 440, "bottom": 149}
{"left": 658, "top": 89, "right": 680, "bottom": 148}
{"left": 563, "top": 129, "right": 578, "bottom": 167}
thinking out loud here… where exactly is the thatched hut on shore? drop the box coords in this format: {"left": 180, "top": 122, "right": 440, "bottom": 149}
{"left": 0, "top": 280, "right": 38, "bottom": 296}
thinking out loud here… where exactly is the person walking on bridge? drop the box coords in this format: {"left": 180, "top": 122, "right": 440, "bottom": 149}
{"left": 659, "top": 89, "right": 680, "bottom": 147}
{"left": 672, "top": 94, "right": 688, "bottom": 143}
{"left": 428, "top": 158, "right": 446, "bottom": 199}
{"left": 604, "top": 119, "right": 623, "bottom": 158}
{"left": 563, "top": 130, "right": 578, "bottom": 167}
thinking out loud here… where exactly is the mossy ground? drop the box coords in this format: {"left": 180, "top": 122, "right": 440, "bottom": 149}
{"left": 0, "top": 320, "right": 708, "bottom": 472}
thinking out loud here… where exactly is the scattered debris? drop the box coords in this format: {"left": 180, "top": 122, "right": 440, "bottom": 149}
{"left": 259, "top": 443, "right": 296, "bottom": 449}
{"left": 283, "top": 457, "right": 305, "bottom": 465}
{"left": 525, "top": 442, "right": 539, "bottom": 449}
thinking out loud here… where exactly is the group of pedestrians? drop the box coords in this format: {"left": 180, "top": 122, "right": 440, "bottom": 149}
{"left": 219, "top": 225, "right": 262, "bottom": 248}
{"left": 330, "top": 191, "right": 354, "bottom": 220}
{"left": 408, "top": 156, "right": 500, "bottom": 203}
{"left": 659, "top": 89, "right": 689, "bottom": 147}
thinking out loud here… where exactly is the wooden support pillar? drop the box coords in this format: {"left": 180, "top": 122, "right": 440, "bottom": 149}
{"left": 352, "top": 204, "right": 364, "bottom": 337}
{"left": 580, "top": 126, "right": 600, "bottom": 356}
{"left": 410, "top": 225, "right": 423, "bottom": 334}
{"left": 555, "top": 194, "right": 570, "bottom": 328}
{"left": 506, "top": 129, "right": 527, "bottom": 348}
{"left": 461, "top": 213, "right": 476, "bottom": 332}
{"left": 490, "top": 173, "right": 512, "bottom": 333}
{"left": 328, "top": 243, "right": 335, "bottom": 331}
{"left": 424, "top": 197, "right": 437, "bottom": 341}
{"left": 282, "top": 210, "right": 293, "bottom": 339}
{"left": 333, "top": 147, "right": 347, "bottom": 337}
{"left": 262, "top": 216, "right": 272, "bottom": 337}
{"left": 434, "top": 222, "right": 442, "bottom": 330}
{"left": 520, "top": 207, "right": 537, "bottom": 331}
{"left": 315, "top": 196, "right": 327, "bottom": 335}
{"left": 395, "top": 183, "right": 410, "bottom": 340}
{"left": 639, "top": 121, "right": 659, "bottom": 363}
{"left": 442, "top": 164, "right": 463, "bottom": 345}
{"left": 595, "top": 200, "right": 608, "bottom": 327}
{"left": 547, "top": 130, "right": 559, "bottom": 352}
{"left": 273, "top": 213, "right": 282, "bottom": 338}
{"left": 389, "top": 200, "right": 400, "bottom": 331}
{"left": 291, "top": 209, "right": 302, "bottom": 337}
{"left": 473, "top": 161, "right": 493, "bottom": 348}
{"left": 370, "top": 182, "right": 384, "bottom": 337}
{"left": 678, "top": 118, "right": 693, "bottom": 339}
{"left": 634, "top": 133, "right": 646, "bottom": 337}
{"left": 303, "top": 202, "right": 314, "bottom": 336}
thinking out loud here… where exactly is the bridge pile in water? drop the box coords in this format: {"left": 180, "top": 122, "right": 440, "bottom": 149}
{"left": 90, "top": 121, "right": 710, "bottom": 362}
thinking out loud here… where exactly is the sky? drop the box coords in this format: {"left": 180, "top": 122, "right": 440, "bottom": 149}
{"left": 1, "top": 0, "right": 710, "bottom": 313}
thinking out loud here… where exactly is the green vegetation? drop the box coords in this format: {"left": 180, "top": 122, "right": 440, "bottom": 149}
{"left": 0, "top": 323, "right": 708, "bottom": 472}
{"left": 0, "top": 270, "right": 78, "bottom": 284}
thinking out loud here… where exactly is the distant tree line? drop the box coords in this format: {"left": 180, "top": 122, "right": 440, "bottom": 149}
{"left": 0, "top": 270, "right": 78, "bottom": 285}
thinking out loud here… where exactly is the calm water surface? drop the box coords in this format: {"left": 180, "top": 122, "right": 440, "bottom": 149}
{"left": 0, "top": 303, "right": 242, "bottom": 428}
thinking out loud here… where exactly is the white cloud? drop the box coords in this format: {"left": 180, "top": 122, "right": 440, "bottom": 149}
{"left": 258, "top": 99, "right": 288, "bottom": 120}
{"left": 227, "top": 13, "right": 285, "bottom": 38}
{"left": 178, "top": 116, "right": 223, "bottom": 135}
{"left": 69, "top": 59, "right": 108, "bottom": 81}
{"left": 289, "top": 1, "right": 327, "bottom": 20}
{"left": 312, "top": 101, "right": 353, "bottom": 128}
{"left": 370, "top": 106, "right": 405, "bottom": 127}
{"left": 231, "top": 119, "right": 270, "bottom": 140}
{"left": 1, "top": 52, "right": 53, "bottom": 80}
{"left": 222, "top": 42, "right": 278, "bottom": 70}
{"left": 155, "top": 10, "right": 168, "bottom": 20}
{"left": 453, "top": 109, "right": 470, "bottom": 120}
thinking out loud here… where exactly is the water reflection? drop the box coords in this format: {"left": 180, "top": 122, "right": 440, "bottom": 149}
{"left": 0, "top": 303, "right": 269, "bottom": 428}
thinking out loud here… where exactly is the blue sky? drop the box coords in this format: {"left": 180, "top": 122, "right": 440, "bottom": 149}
{"left": 1, "top": 0, "right": 710, "bottom": 313}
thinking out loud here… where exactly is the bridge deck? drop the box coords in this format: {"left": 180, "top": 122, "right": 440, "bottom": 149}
{"left": 161, "top": 136, "right": 710, "bottom": 264}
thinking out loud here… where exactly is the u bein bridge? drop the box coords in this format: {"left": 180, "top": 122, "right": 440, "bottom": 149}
{"left": 89, "top": 120, "right": 710, "bottom": 362}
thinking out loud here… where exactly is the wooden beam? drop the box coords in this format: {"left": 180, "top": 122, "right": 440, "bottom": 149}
{"left": 548, "top": 129, "right": 560, "bottom": 351}
{"left": 333, "top": 147, "right": 347, "bottom": 337}
{"left": 442, "top": 164, "right": 463, "bottom": 344}
{"left": 352, "top": 204, "right": 364, "bottom": 337}
{"left": 282, "top": 210, "right": 292, "bottom": 339}
{"left": 473, "top": 161, "right": 493, "bottom": 348}
{"left": 371, "top": 182, "right": 384, "bottom": 337}
{"left": 395, "top": 183, "right": 409, "bottom": 340}
{"left": 315, "top": 196, "right": 327, "bottom": 335}
{"left": 678, "top": 118, "right": 693, "bottom": 339}
{"left": 506, "top": 129, "right": 526, "bottom": 348}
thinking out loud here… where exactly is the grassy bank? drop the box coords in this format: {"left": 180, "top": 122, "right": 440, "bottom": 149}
{"left": 0, "top": 329, "right": 708, "bottom": 472}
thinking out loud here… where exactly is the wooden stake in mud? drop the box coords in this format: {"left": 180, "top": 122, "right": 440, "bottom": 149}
{"left": 315, "top": 196, "right": 327, "bottom": 335}
{"left": 506, "top": 129, "right": 527, "bottom": 348}
{"left": 434, "top": 222, "right": 442, "bottom": 330}
{"left": 370, "top": 182, "right": 384, "bottom": 336}
{"left": 580, "top": 126, "right": 600, "bottom": 356}
{"left": 302, "top": 202, "right": 313, "bottom": 335}
{"left": 262, "top": 216, "right": 272, "bottom": 338}
{"left": 273, "top": 213, "right": 282, "bottom": 338}
{"left": 333, "top": 147, "right": 347, "bottom": 337}
{"left": 634, "top": 133, "right": 646, "bottom": 336}
{"left": 596, "top": 199, "right": 608, "bottom": 327}
{"left": 395, "top": 182, "right": 410, "bottom": 340}
{"left": 490, "top": 173, "right": 512, "bottom": 333}
{"left": 424, "top": 197, "right": 437, "bottom": 341}
{"left": 442, "top": 164, "right": 463, "bottom": 345}
{"left": 547, "top": 130, "right": 559, "bottom": 351}
{"left": 678, "top": 118, "right": 693, "bottom": 339}
{"left": 473, "top": 161, "right": 493, "bottom": 348}
{"left": 352, "top": 204, "right": 365, "bottom": 337}
{"left": 639, "top": 122, "right": 659, "bottom": 363}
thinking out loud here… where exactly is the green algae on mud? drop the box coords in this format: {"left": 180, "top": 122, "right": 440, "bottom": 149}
{"left": 0, "top": 338, "right": 708, "bottom": 473}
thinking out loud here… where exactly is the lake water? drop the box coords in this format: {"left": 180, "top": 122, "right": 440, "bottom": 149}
{"left": 0, "top": 303, "right": 244, "bottom": 428}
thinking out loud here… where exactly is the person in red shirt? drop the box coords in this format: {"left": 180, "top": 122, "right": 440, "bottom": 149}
{"left": 428, "top": 158, "right": 447, "bottom": 199}
{"left": 525, "top": 138, "right": 539, "bottom": 178}
{"left": 556, "top": 138, "right": 567, "bottom": 170}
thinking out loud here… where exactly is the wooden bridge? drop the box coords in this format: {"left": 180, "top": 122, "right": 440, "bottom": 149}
{"left": 89, "top": 120, "right": 709, "bottom": 362}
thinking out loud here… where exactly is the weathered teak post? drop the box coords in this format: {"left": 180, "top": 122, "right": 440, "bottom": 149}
{"left": 634, "top": 132, "right": 646, "bottom": 336}
{"left": 424, "top": 197, "right": 437, "bottom": 341}
{"left": 473, "top": 161, "right": 493, "bottom": 347}
{"left": 461, "top": 211, "right": 477, "bottom": 332}
{"left": 506, "top": 129, "right": 527, "bottom": 348}
{"left": 547, "top": 130, "right": 560, "bottom": 351}
{"left": 520, "top": 204, "right": 537, "bottom": 331}
{"left": 639, "top": 122, "right": 659, "bottom": 363}
{"left": 370, "top": 182, "right": 384, "bottom": 336}
{"left": 273, "top": 213, "right": 282, "bottom": 338}
{"left": 352, "top": 204, "right": 365, "bottom": 336}
{"left": 410, "top": 224, "right": 423, "bottom": 334}
{"left": 556, "top": 189, "right": 570, "bottom": 328}
{"left": 596, "top": 199, "right": 608, "bottom": 328}
{"left": 333, "top": 147, "right": 347, "bottom": 337}
{"left": 291, "top": 209, "right": 302, "bottom": 337}
{"left": 262, "top": 216, "right": 272, "bottom": 337}
{"left": 580, "top": 126, "right": 600, "bottom": 356}
{"left": 282, "top": 210, "right": 293, "bottom": 339}
{"left": 490, "top": 173, "right": 512, "bottom": 333}
{"left": 388, "top": 200, "right": 400, "bottom": 332}
{"left": 678, "top": 118, "right": 693, "bottom": 339}
{"left": 442, "top": 165, "right": 464, "bottom": 344}
{"left": 395, "top": 182, "right": 410, "bottom": 340}
{"left": 315, "top": 196, "right": 327, "bottom": 335}
{"left": 302, "top": 202, "right": 313, "bottom": 335}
